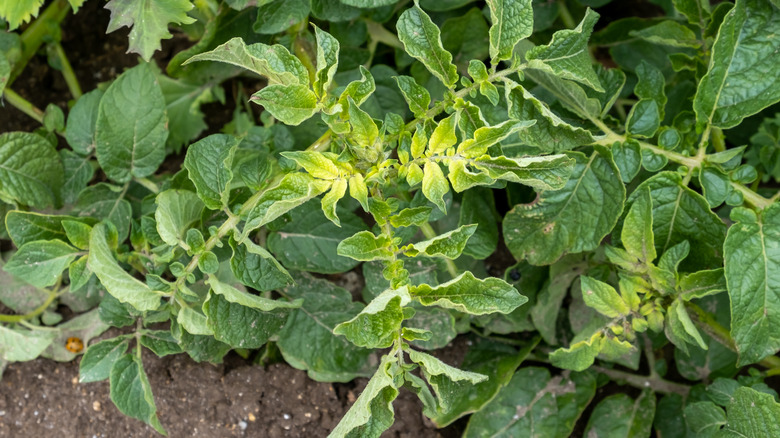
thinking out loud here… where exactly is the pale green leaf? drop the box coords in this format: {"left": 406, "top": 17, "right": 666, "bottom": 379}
{"left": 88, "top": 223, "right": 162, "bottom": 312}
{"left": 410, "top": 271, "right": 527, "bottom": 315}
{"left": 0, "top": 325, "right": 57, "bottom": 362}
{"left": 409, "top": 348, "right": 486, "bottom": 385}
{"left": 333, "top": 287, "right": 411, "bottom": 349}
{"left": 396, "top": 4, "right": 459, "bottom": 87}
{"left": 243, "top": 173, "right": 331, "bottom": 235}
{"left": 105, "top": 0, "right": 194, "bottom": 60}
{"left": 394, "top": 75, "right": 431, "bottom": 118}
{"left": 486, "top": 0, "right": 533, "bottom": 63}
{"left": 74, "top": 183, "right": 133, "bottom": 243}
{"left": 422, "top": 161, "right": 449, "bottom": 213}
{"left": 154, "top": 190, "right": 204, "bottom": 247}
{"left": 314, "top": 25, "right": 340, "bottom": 98}
{"left": 407, "top": 224, "right": 477, "bottom": 259}
{"left": 456, "top": 120, "right": 535, "bottom": 158}
{"left": 717, "top": 387, "right": 780, "bottom": 438}
{"left": 65, "top": 89, "right": 103, "bottom": 156}
{"left": 328, "top": 355, "right": 398, "bottom": 438}
{"left": 322, "top": 178, "right": 348, "bottom": 226}
{"left": 79, "top": 337, "right": 131, "bottom": 383}
{"left": 622, "top": 187, "right": 657, "bottom": 263}
{"left": 581, "top": 276, "right": 629, "bottom": 318}
{"left": 4, "top": 240, "right": 80, "bottom": 288}
{"left": 251, "top": 84, "right": 318, "bottom": 126}
{"left": 184, "top": 134, "right": 239, "bottom": 210}
{"left": 526, "top": 9, "right": 604, "bottom": 92}
{"left": 0, "top": 0, "right": 44, "bottom": 30}
{"left": 183, "top": 37, "right": 308, "bottom": 85}
{"left": 337, "top": 231, "right": 394, "bottom": 261}
{"left": 549, "top": 333, "right": 601, "bottom": 371}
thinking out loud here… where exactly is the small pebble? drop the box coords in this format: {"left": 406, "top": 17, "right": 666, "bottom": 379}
{"left": 238, "top": 420, "right": 247, "bottom": 431}
{"left": 248, "top": 413, "right": 256, "bottom": 422}
{"left": 93, "top": 401, "right": 101, "bottom": 412}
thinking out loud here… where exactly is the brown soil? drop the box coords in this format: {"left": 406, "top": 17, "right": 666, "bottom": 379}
{"left": 0, "top": 349, "right": 460, "bottom": 437}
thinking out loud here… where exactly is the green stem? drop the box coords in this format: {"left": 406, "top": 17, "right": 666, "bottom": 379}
{"left": 3, "top": 88, "right": 45, "bottom": 124}
{"left": 419, "top": 222, "right": 459, "bottom": 279}
{"left": 685, "top": 301, "right": 780, "bottom": 370}
{"left": 53, "top": 42, "right": 82, "bottom": 99}
{"left": 0, "top": 288, "right": 60, "bottom": 323}
{"left": 591, "top": 365, "right": 691, "bottom": 396}
{"left": 557, "top": 0, "right": 577, "bottom": 29}
{"left": 711, "top": 127, "right": 725, "bottom": 153}
{"left": 10, "top": 0, "right": 71, "bottom": 85}
{"left": 365, "top": 20, "right": 404, "bottom": 50}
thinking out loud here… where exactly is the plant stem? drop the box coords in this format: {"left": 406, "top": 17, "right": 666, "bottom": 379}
{"left": 591, "top": 365, "right": 691, "bottom": 396}
{"left": 53, "top": 42, "right": 82, "bottom": 99}
{"left": 365, "top": 20, "right": 404, "bottom": 50}
{"left": 3, "top": 89, "right": 45, "bottom": 123}
{"left": 10, "top": 0, "right": 71, "bottom": 85}
{"left": 685, "top": 301, "right": 780, "bottom": 370}
{"left": 0, "top": 288, "right": 60, "bottom": 323}
{"left": 419, "top": 222, "right": 459, "bottom": 279}
{"left": 557, "top": 0, "right": 577, "bottom": 29}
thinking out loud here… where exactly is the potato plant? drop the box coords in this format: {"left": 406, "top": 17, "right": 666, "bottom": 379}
{"left": 1, "top": 0, "right": 780, "bottom": 436}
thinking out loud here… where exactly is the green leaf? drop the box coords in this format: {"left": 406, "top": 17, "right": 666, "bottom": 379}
{"left": 464, "top": 367, "right": 597, "bottom": 438}
{"left": 251, "top": 84, "right": 319, "bottom": 126}
{"left": 0, "top": 132, "right": 64, "bottom": 208}
{"left": 531, "top": 257, "right": 583, "bottom": 344}
{"left": 717, "top": 387, "right": 780, "bottom": 437}
{"left": 396, "top": 4, "right": 459, "bottom": 88}
{"left": 154, "top": 190, "right": 204, "bottom": 247}
{"left": 65, "top": 89, "right": 103, "bottom": 155}
{"left": 459, "top": 187, "right": 498, "bottom": 259}
{"left": 184, "top": 134, "right": 239, "bottom": 210}
{"left": 724, "top": 204, "right": 780, "bottom": 365}
{"left": 253, "top": 0, "right": 309, "bottom": 34}
{"left": 627, "top": 61, "right": 666, "bottom": 137}
{"left": 694, "top": 0, "right": 780, "bottom": 129}
{"left": 580, "top": 275, "right": 629, "bottom": 318}
{"left": 89, "top": 223, "right": 162, "bottom": 312}
{"left": 389, "top": 207, "right": 432, "bottom": 228}
{"left": 0, "top": 325, "right": 57, "bottom": 362}
{"left": 208, "top": 276, "right": 300, "bottom": 311}
{"left": 176, "top": 305, "right": 212, "bottom": 336}
{"left": 630, "top": 172, "right": 727, "bottom": 265}
{"left": 277, "top": 273, "right": 373, "bottom": 382}
{"left": 109, "top": 354, "right": 166, "bottom": 435}
{"left": 339, "top": 0, "right": 396, "bottom": 6}
{"left": 549, "top": 332, "right": 601, "bottom": 371}
{"left": 0, "top": 51, "right": 7, "bottom": 96}
{"left": 157, "top": 73, "right": 220, "bottom": 151}
{"left": 229, "top": 237, "right": 293, "bottom": 292}
{"left": 79, "top": 337, "right": 131, "bottom": 383}
{"left": 394, "top": 75, "right": 431, "bottom": 119}
{"left": 328, "top": 355, "right": 398, "bottom": 438}
{"left": 486, "top": 0, "right": 533, "bottom": 63}
{"left": 409, "top": 348, "right": 487, "bottom": 387}
{"left": 430, "top": 337, "right": 538, "bottom": 427}
{"left": 267, "top": 199, "right": 368, "bottom": 274}
{"left": 243, "top": 173, "right": 331, "bottom": 235}
{"left": 504, "top": 148, "right": 625, "bottom": 265}
{"left": 60, "top": 149, "right": 95, "bottom": 205}
{"left": 203, "top": 288, "right": 293, "bottom": 349}
{"left": 0, "top": 0, "right": 44, "bottom": 30}
{"left": 4, "top": 240, "right": 80, "bottom": 288}
{"left": 526, "top": 9, "right": 604, "bottom": 92}
{"left": 5, "top": 212, "right": 94, "bottom": 248}
{"left": 41, "top": 309, "right": 110, "bottom": 362}
{"left": 674, "top": 0, "right": 711, "bottom": 27}
{"left": 410, "top": 271, "right": 527, "bottom": 315}
{"left": 322, "top": 178, "right": 347, "bottom": 226}
{"left": 337, "top": 231, "right": 394, "bottom": 261}
{"left": 313, "top": 25, "right": 340, "bottom": 98}
{"left": 140, "top": 330, "right": 183, "bottom": 357}
{"left": 678, "top": 269, "right": 727, "bottom": 300}
{"left": 630, "top": 20, "right": 702, "bottom": 48}
{"left": 685, "top": 401, "right": 727, "bottom": 436}
{"left": 422, "top": 161, "right": 450, "bottom": 213}
{"left": 666, "top": 299, "right": 708, "bottom": 354}
{"left": 282, "top": 151, "right": 342, "bottom": 180}
{"left": 584, "top": 390, "right": 656, "bottom": 438}
{"left": 333, "top": 287, "right": 410, "bottom": 349}
{"left": 183, "top": 37, "right": 308, "bottom": 86}
{"left": 74, "top": 183, "right": 133, "bottom": 243}
{"left": 623, "top": 187, "right": 657, "bottom": 263}
{"left": 467, "top": 155, "right": 575, "bottom": 190}
{"left": 95, "top": 63, "right": 168, "bottom": 183}
{"left": 456, "top": 120, "right": 535, "bottom": 158}
{"left": 407, "top": 224, "right": 477, "bottom": 259}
